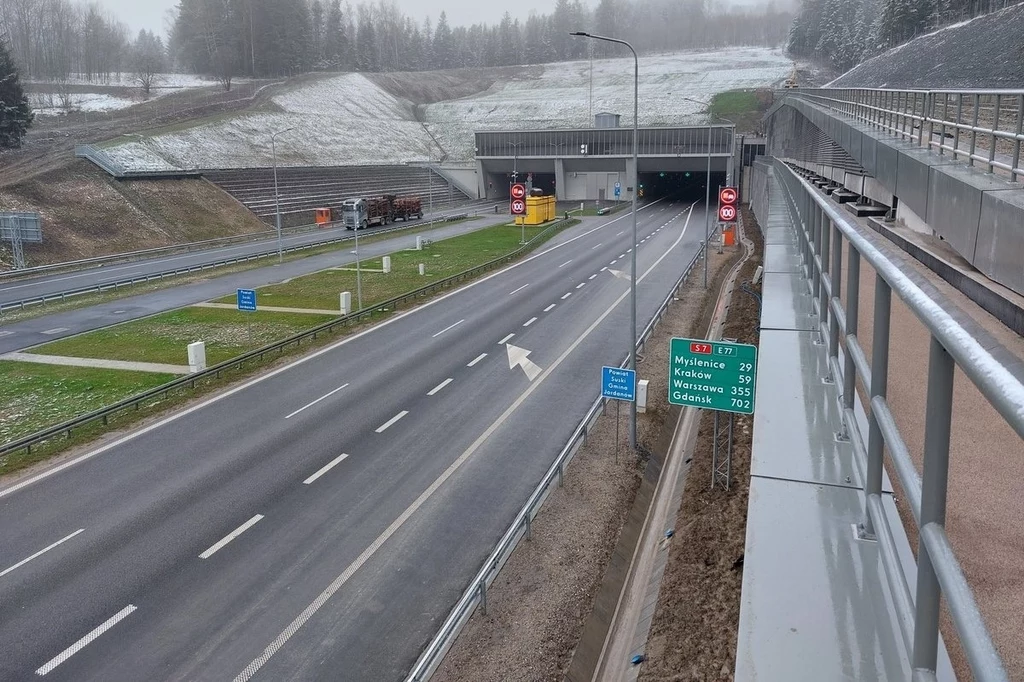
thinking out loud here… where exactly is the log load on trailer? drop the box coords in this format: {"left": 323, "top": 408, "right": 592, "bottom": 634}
{"left": 392, "top": 197, "right": 423, "bottom": 221}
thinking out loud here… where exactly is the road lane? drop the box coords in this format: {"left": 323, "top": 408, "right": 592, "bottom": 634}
{"left": 0, "top": 199, "right": 703, "bottom": 680}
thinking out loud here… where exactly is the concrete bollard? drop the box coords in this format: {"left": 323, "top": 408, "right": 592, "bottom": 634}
{"left": 416, "top": 236, "right": 423, "bottom": 250}
{"left": 419, "top": 263, "right": 425, "bottom": 276}
{"left": 188, "top": 341, "right": 207, "bottom": 373}
{"left": 382, "top": 256, "right": 392, "bottom": 273}
{"left": 637, "top": 379, "right": 649, "bottom": 414}
{"left": 340, "top": 291, "right": 352, "bottom": 315}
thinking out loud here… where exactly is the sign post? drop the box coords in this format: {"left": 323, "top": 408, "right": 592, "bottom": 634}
{"left": 602, "top": 366, "right": 637, "bottom": 462}
{"left": 669, "top": 337, "right": 757, "bottom": 490}
{"left": 511, "top": 182, "right": 527, "bottom": 243}
{"left": 237, "top": 288, "right": 257, "bottom": 345}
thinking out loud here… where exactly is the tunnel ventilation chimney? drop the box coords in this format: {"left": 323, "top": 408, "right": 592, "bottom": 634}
{"left": 595, "top": 112, "right": 621, "bottom": 129}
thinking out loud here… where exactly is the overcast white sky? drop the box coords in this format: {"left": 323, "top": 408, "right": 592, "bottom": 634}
{"left": 104, "top": 0, "right": 775, "bottom": 39}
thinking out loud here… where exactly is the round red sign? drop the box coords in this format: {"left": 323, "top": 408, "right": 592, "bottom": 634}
{"left": 720, "top": 187, "right": 737, "bottom": 204}
{"left": 511, "top": 199, "right": 526, "bottom": 214}
{"left": 511, "top": 183, "right": 527, "bottom": 200}
{"left": 718, "top": 204, "right": 737, "bottom": 222}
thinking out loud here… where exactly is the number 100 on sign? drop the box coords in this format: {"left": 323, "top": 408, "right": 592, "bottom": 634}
{"left": 668, "top": 337, "right": 758, "bottom": 414}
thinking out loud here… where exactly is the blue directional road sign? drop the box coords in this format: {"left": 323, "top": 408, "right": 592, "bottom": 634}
{"left": 237, "top": 288, "right": 257, "bottom": 311}
{"left": 602, "top": 366, "right": 636, "bottom": 401}
{"left": 614, "top": 182, "right": 621, "bottom": 198}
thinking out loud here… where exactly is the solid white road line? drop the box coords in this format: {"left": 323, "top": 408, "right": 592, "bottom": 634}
{"left": 558, "top": 260, "right": 572, "bottom": 268}
{"left": 199, "top": 515, "right": 264, "bottom": 559}
{"left": 284, "top": 383, "right": 350, "bottom": 419}
{"left": 230, "top": 202, "right": 697, "bottom": 682}
{"left": 497, "top": 333, "right": 515, "bottom": 345}
{"left": 508, "top": 283, "right": 529, "bottom": 295}
{"left": 523, "top": 317, "right": 538, "bottom": 327}
{"left": 467, "top": 353, "right": 488, "bottom": 367}
{"left": 432, "top": 319, "right": 465, "bottom": 338}
{"left": 543, "top": 304, "right": 556, "bottom": 312}
{"left": 576, "top": 283, "right": 586, "bottom": 289}
{"left": 375, "top": 411, "right": 408, "bottom": 433}
{"left": 427, "top": 378, "right": 454, "bottom": 395}
{"left": 561, "top": 292, "right": 572, "bottom": 300}
{"left": 0, "top": 199, "right": 672, "bottom": 503}
{"left": 35, "top": 604, "right": 137, "bottom": 676}
{"left": 0, "top": 529, "right": 85, "bottom": 579}
{"left": 303, "top": 454, "right": 349, "bottom": 485}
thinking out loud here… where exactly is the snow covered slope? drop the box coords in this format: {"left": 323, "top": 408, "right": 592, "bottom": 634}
{"left": 827, "top": 3, "right": 1024, "bottom": 89}
{"left": 104, "top": 47, "right": 792, "bottom": 172}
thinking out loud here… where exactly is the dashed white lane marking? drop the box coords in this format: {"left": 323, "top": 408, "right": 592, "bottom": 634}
{"left": 285, "top": 383, "right": 350, "bottom": 419}
{"left": 576, "top": 283, "right": 586, "bottom": 289}
{"left": 558, "top": 260, "right": 573, "bottom": 268}
{"left": 498, "top": 333, "right": 515, "bottom": 345}
{"left": 0, "top": 331, "right": 13, "bottom": 338}
{"left": 588, "top": 274, "right": 598, "bottom": 280}
{"left": 0, "top": 529, "right": 85, "bottom": 579}
{"left": 303, "top": 454, "right": 349, "bottom": 485}
{"left": 199, "top": 515, "right": 264, "bottom": 559}
{"left": 616, "top": 231, "right": 625, "bottom": 236}
{"left": 543, "top": 304, "right": 556, "bottom": 312}
{"left": 432, "top": 319, "right": 465, "bottom": 338}
{"left": 375, "top": 411, "right": 409, "bottom": 433}
{"left": 467, "top": 353, "right": 488, "bottom": 367}
{"left": 610, "top": 259, "right": 618, "bottom": 265}
{"left": 561, "top": 292, "right": 572, "bottom": 300}
{"left": 591, "top": 243, "right": 602, "bottom": 250}
{"left": 601, "top": 267, "right": 608, "bottom": 272}
{"left": 627, "top": 248, "right": 633, "bottom": 253}
{"left": 618, "top": 254, "right": 625, "bottom": 258}
{"left": 428, "top": 378, "right": 454, "bottom": 396}
{"left": 35, "top": 604, "right": 137, "bottom": 676}
{"left": 508, "top": 283, "right": 529, "bottom": 295}
{"left": 523, "top": 317, "right": 538, "bottom": 327}
{"left": 41, "top": 328, "right": 68, "bottom": 335}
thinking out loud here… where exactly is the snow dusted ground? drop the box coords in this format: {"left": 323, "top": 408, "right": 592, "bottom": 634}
{"left": 27, "top": 73, "right": 240, "bottom": 116}
{"left": 104, "top": 47, "right": 792, "bottom": 172}
{"left": 31, "top": 93, "right": 138, "bottom": 116}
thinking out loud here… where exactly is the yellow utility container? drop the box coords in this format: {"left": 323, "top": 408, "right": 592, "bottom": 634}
{"left": 522, "top": 195, "right": 556, "bottom": 225}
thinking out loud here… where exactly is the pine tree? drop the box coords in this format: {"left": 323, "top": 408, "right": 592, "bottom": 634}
{"left": 432, "top": 12, "right": 454, "bottom": 69}
{"left": 0, "top": 37, "right": 33, "bottom": 149}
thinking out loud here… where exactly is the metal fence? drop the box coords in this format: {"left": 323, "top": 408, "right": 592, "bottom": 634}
{"left": 774, "top": 157, "right": 1022, "bottom": 681}
{"left": 0, "top": 212, "right": 479, "bottom": 314}
{"left": 781, "top": 89, "right": 1024, "bottom": 182}
{"left": 0, "top": 217, "right": 575, "bottom": 460}
{"left": 405, "top": 242, "right": 706, "bottom": 682}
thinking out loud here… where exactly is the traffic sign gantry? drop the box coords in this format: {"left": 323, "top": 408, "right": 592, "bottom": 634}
{"left": 602, "top": 366, "right": 636, "bottom": 401}
{"left": 668, "top": 337, "right": 757, "bottom": 414}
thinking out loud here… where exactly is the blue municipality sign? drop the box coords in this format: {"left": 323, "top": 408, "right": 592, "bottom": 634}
{"left": 237, "top": 288, "right": 257, "bottom": 312}
{"left": 614, "top": 182, "right": 621, "bottom": 198}
{"left": 602, "top": 366, "right": 636, "bottom": 401}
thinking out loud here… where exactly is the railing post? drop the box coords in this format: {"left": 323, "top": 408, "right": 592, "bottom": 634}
{"left": 818, "top": 211, "right": 831, "bottom": 342}
{"left": 969, "top": 93, "right": 980, "bottom": 167}
{"left": 925, "top": 91, "right": 935, "bottom": 149}
{"left": 1013, "top": 93, "right": 1023, "bottom": 184}
{"left": 912, "top": 336, "right": 956, "bottom": 674}
{"left": 988, "top": 95, "right": 1001, "bottom": 174}
{"left": 954, "top": 94, "right": 964, "bottom": 161}
{"left": 861, "top": 274, "right": 891, "bottom": 539}
{"left": 842, "top": 248, "right": 861, "bottom": 434}
{"left": 828, "top": 219, "right": 842, "bottom": 374}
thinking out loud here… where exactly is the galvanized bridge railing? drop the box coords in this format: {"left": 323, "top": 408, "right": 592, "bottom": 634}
{"left": 780, "top": 88, "right": 1024, "bottom": 182}
{"left": 0, "top": 218, "right": 575, "bottom": 460}
{"left": 774, "top": 157, "right": 1022, "bottom": 681}
{"left": 404, "top": 241, "right": 706, "bottom": 682}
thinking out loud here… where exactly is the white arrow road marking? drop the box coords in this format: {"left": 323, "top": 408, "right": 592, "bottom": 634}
{"left": 506, "top": 343, "right": 543, "bottom": 381}
{"left": 608, "top": 269, "right": 631, "bottom": 281}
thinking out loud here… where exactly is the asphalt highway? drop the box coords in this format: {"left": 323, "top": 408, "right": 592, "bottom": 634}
{"left": 0, "top": 202, "right": 497, "bottom": 309}
{"left": 0, "top": 198, "right": 706, "bottom": 681}
{"left": 0, "top": 215, "right": 509, "bottom": 355}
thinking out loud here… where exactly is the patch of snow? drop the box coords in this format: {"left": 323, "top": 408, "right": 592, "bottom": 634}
{"left": 103, "top": 143, "right": 180, "bottom": 172}
{"left": 105, "top": 47, "right": 792, "bottom": 172}
{"left": 30, "top": 92, "right": 138, "bottom": 115}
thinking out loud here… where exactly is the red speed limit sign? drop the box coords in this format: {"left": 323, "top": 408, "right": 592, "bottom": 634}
{"left": 511, "top": 198, "right": 526, "bottom": 215}
{"left": 718, "top": 186, "right": 738, "bottom": 222}
{"left": 719, "top": 187, "right": 738, "bottom": 205}
{"left": 718, "top": 204, "right": 737, "bottom": 222}
{"left": 511, "top": 183, "right": 526, "bottom": 199}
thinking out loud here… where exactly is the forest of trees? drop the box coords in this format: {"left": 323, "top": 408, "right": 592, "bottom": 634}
{"left": 788, "top": 0, "right": 1024, "bottom": 71}
{"left": 0, "top": 0, "right": 794, "bottom": 92}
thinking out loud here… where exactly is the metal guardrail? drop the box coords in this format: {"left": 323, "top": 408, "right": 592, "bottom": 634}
{"left": 779, "top": 88, "right": 1024, "bottom": 182}
{"left": 774, "top": 158, "right": 1021, "bottom": 682}
{"left": 0, "top": 218, "right": 576, "bottom": 460}
{"left": 0, "top": 212, "right": 481, "bottom": 314}
{"left": 74, "top": 144, "right": 127, "bottom": 177}
{"left": 405, "top": 242, "right": 706, "bottom": 682}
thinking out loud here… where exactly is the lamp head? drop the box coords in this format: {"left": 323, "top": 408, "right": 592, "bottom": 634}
{"left": 570, "top": 31, "right": 589, "bottom": 37}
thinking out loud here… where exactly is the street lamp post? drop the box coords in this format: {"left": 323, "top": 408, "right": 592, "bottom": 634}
{"left": 270, "top": 127, "right": 294, "bottom": 264}
{"left": 571, "top": 30, "right": 639, "bottom": 451}
{"left": 684, "top": 98, "right": 733, "bottom": 288}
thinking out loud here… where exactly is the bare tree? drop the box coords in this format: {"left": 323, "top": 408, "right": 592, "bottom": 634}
{"left": 131, "top": 29, "right": 165, "bottom": 98}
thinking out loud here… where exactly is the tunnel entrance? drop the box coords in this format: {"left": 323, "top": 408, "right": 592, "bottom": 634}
{"left": 638, "top": 171, "right": 728, "bottom": 202}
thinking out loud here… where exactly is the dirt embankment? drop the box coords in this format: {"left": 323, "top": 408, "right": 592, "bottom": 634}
{"left": 0, "top": 161, "right": 268, "bottom": 266}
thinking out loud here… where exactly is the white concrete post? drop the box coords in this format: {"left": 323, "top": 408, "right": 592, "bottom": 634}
{"left": 637, "top": 379, "right": 649, "bottom": 414}
{"left": 187, "top": 341, "right": 207, "bottom": 373}
{"left": 416, "top": 236, "right": 423, "bottom": 250}
{"left": 340, "top": 291, "right": 352, "bottom": 315}
{"left": 419, "top": 263, "right": 426, "bottom": 276}
{"left": 382, "top": 256, "right": 392, "bottom": 274}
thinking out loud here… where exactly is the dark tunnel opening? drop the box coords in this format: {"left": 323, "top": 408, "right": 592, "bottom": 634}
{"left": 638, "top": 170, "right": 729, "bottom": 204}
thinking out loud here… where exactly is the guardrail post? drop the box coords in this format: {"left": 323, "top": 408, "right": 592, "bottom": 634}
{"left": 912, "top": 336, "right": 955, "bottom": 674}
{"left": 828, "top": 220, "right": 842, "bottom": 378}
{"left": 818, "top": 212, "right": 831, "bottom": 345}
{"left": 1013, "top": 94, "right": 1023, "bottom": 184}
{"left": 478, "top": 578, "right": 488, "bottom": 615}
{"left": 861, "top": 274, "right": 891, "bottom": 539}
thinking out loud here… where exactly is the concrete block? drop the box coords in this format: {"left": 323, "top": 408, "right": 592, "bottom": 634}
{"left": 637, "top": 379, "right": 649, "bottom": 414}
{"left": 894, "top": 146, "right": 956, "bottom": 220}
{"left": 874, "top": 139, "right": 900, "bottom": 189}
{"left": 416, "top": 236, "right": 423, "bottom": 250}
{"left": 419, "top": 263, "right": 426, "bottom": 276}
{"left": 382, "top": 255, "right": 392, "bottom": 274}
{"left": 340, "top": 291, "right": 352, "bottom": 315}
{"left": 925, "top": 162, "right": 1015, "bottom": 266}
{"left": 977, "top": 188, "right": 1024, "bottom": 296}
{"left": 187, "top": 341, "right": 207, "bottom": 373}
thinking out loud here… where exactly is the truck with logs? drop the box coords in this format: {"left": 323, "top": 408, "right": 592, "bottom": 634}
{"left": 336, "top": 195, "right": 423, "bottom": 230}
